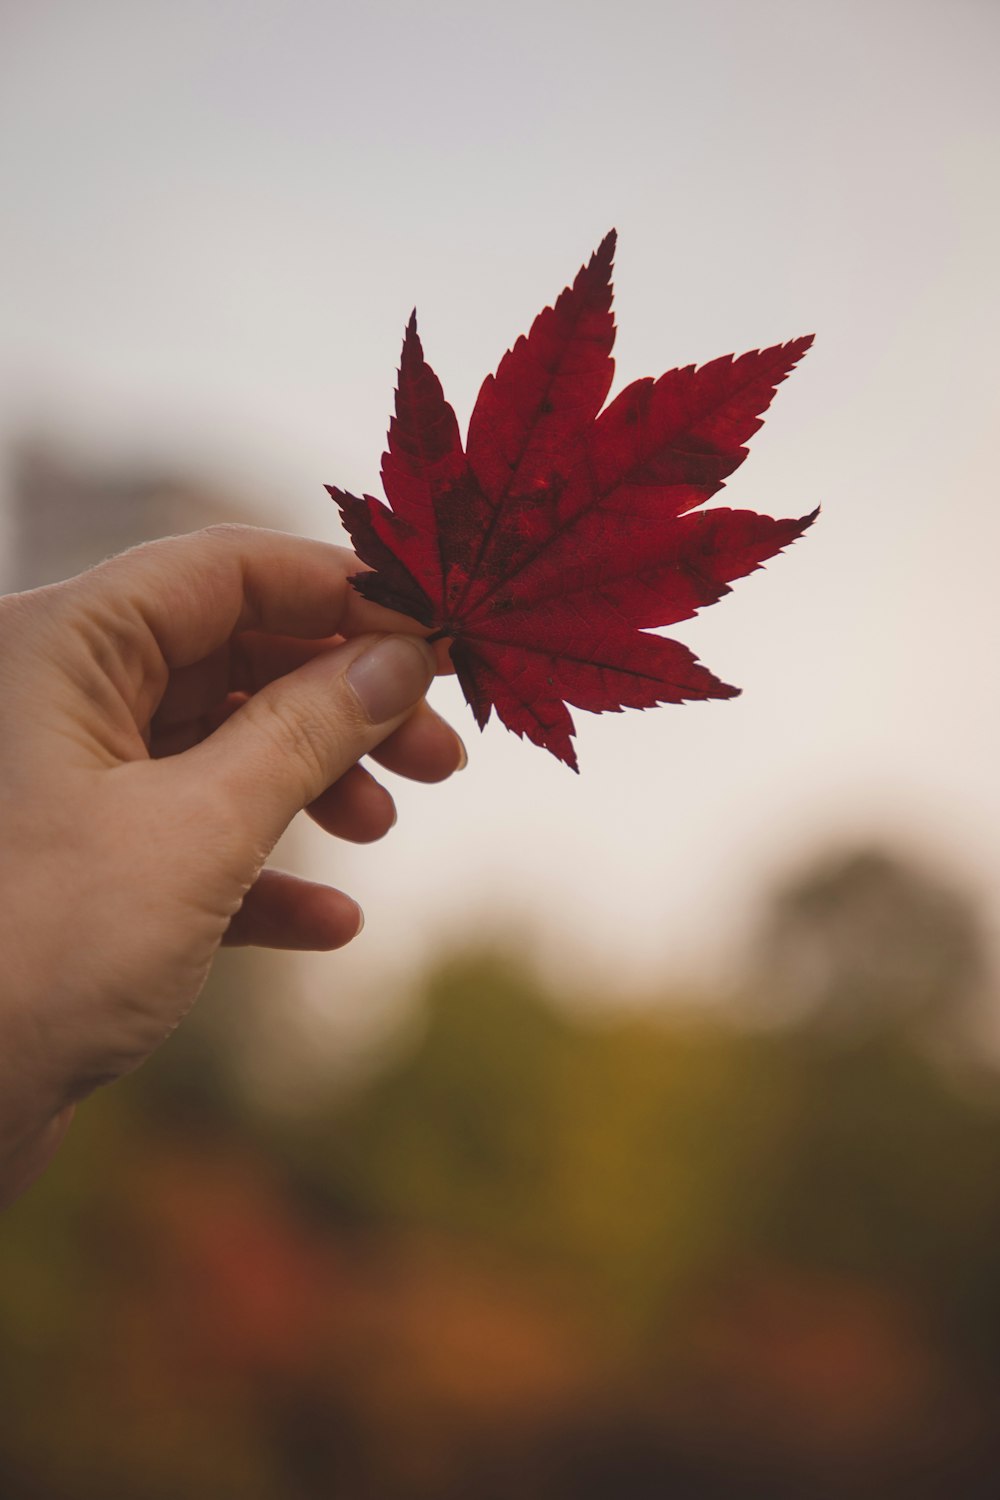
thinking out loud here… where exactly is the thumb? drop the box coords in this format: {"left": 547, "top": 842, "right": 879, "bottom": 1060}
{"left": 185, "top": 632, "right": 435, "bottom": 852}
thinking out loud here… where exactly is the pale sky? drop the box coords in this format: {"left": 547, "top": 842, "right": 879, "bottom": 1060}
{"left": 2, "top": 0, "right": 998, "bottom": 1048}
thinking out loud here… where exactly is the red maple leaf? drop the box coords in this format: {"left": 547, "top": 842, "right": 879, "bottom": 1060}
{"left": 328, "top": 232, "right": 816, "bottom": 770}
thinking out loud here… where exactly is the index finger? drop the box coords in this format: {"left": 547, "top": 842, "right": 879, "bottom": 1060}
{"left": 86, "top": 524, "right": 432, "bottom": 669}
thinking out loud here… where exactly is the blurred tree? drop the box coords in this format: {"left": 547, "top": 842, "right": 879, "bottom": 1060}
{"left": 751, "top": 846, "right": 988, "bottom": 1042}
{"left": 327, "top": 951, "right": 794, "bottom": 1333}
{"left": 329, "top": 951, "right": 571, "bottom": 1244}
{"left": 4, "top": 840, "right": 1000, "bottom": 1496}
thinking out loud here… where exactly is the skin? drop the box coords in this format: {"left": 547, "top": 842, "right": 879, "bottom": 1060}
{"left": 0, "top": 524, "right": 464, "bottom": 1207}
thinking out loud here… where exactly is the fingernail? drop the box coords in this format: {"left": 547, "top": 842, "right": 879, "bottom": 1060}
{"left": 353, "top": 906, "right": 365, "bottom": 937}
{"left": 454, "top": 735, "right": 468, "bottom": 771}
{"left": 346, "top": 636, "right": 434, "bottom": 724}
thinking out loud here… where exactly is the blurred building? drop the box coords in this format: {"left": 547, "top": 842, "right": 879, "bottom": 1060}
{"left": 4, "top": 436, "right": 256, "bottom": 591}
{"left": 1, "top": 434, "right": 314, "bottom": 1113}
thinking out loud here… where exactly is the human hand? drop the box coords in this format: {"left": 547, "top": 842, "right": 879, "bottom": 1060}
{"left": 0, "top": 524, "right": 464, "bottom": 1205}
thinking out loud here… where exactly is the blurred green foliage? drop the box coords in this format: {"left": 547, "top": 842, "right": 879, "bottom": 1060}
{"left": 3, "top": 845, "right": 1000, "bottom": 1497}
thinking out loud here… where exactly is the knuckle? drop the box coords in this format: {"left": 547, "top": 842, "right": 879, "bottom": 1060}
{"left": 202, "top": 521, "right": 254, "bottom": 547}
{"left": 252, "top": 690, "right": 348, "bottom": 790}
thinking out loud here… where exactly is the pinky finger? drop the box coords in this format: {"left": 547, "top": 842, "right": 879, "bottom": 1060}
{"left": 224, "top": 868, "right": 364, "bottom": 950}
